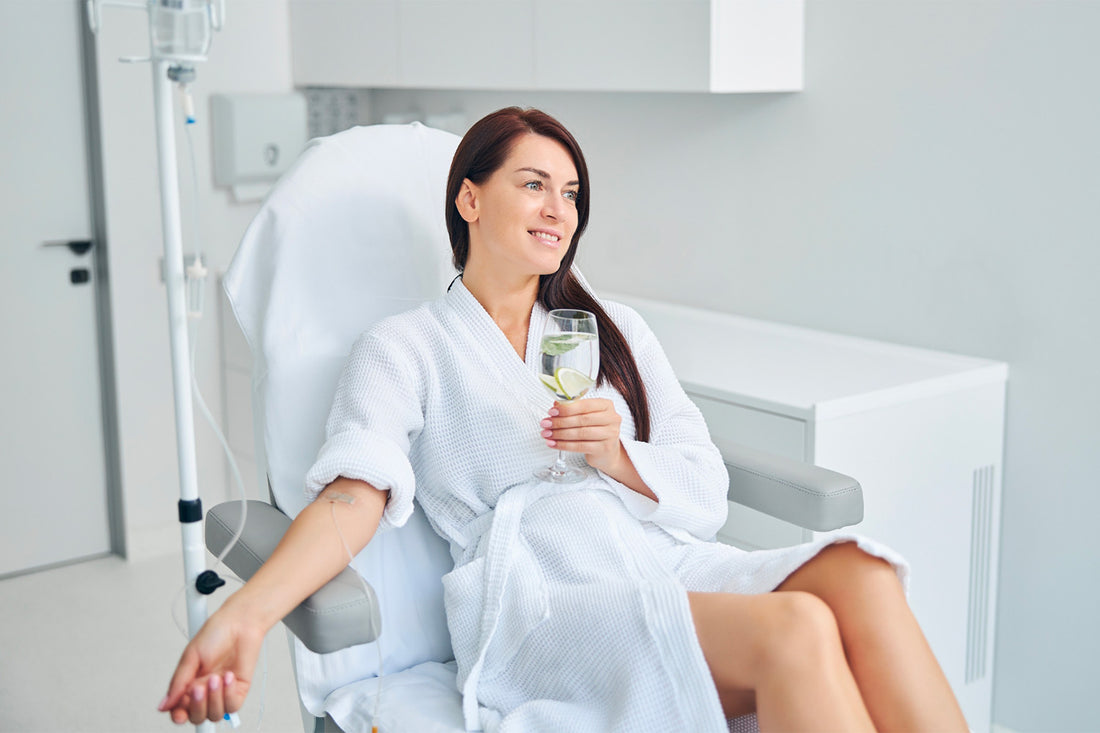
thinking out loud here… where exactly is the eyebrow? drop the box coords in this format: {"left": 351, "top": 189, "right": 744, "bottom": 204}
{"left": 515, "top": 167, "right": 580, "bottom": 187}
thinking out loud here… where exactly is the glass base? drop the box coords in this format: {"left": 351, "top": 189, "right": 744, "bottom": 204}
{"left": 534, "top": 465, "right": 587, "bottom": 484}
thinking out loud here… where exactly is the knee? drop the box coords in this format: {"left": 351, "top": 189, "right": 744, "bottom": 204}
{"left": 829, "top": 541, "right": 896, "bottom": 580}
{"left": 757, "top": 592, "right": 844, "bottom": 679}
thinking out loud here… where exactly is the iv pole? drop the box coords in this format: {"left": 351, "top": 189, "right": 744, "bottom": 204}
{"left": 151, "top": 55, "right": 209, "bottom": 645}
{"left": 87, "top": 2, "right": 226, "bottom": 731}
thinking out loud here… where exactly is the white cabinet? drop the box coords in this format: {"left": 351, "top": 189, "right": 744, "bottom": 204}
{"left": 399, "top": 2, "right": 536, "bottom": 90}
{"left": 608, "top": 292, "right": 1006, "bottom": 733}
{"left": 290, "top": 2, "right": 401, "bottom": 88}
{"left": 289, "top": 0, "right": 803, "bottom": 92}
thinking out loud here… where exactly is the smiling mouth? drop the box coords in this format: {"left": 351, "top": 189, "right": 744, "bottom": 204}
{"left": 530, "top": 230, "right": 561, "bottom": 245}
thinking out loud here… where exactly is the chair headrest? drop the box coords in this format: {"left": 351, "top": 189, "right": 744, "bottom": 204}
{"left": 223, "top": 122, "right": 460, "bottom": 516}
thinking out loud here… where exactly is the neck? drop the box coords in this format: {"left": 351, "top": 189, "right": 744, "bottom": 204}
{"left": 461, "top": 261, "right": 540, "bottom": 331}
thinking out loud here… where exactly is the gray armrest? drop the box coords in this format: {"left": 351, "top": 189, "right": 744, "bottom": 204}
{"left": 205, "top": 500, "right": 381, "bottom": 654}
{"left": 713, "top": 439, "right": 864, "bottom": 531}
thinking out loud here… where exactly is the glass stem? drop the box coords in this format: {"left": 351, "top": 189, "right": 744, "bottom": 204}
{"left": 553, "top": 450, "right": 568, "bottom": 475}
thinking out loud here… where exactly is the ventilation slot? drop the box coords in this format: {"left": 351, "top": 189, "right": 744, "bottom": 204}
{"left": 966, "top": 465, "right": 994, "bottom": 684}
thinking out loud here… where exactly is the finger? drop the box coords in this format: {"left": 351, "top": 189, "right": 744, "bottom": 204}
{"left": 223, "top": 631, "right": 264, "bottom": 714}
{"left": 553, "top": 398, "right": 611, "bottom": 416}
{"left": 549, "top": 439, "right": 609, "bottom": 454}
{"left": 548, "top": 425, "right": 616, "bottom": 442}
{"left": 206, "top": 674, "right": 226, "bottom": 723}
{"left": 163, "top": 647, "right": 202, "bottom": 710}
{"left": 554, "top": 396, "right": 607, "bottom": 413}
{"left": 549, "top": 414, "right": 621, "bottom": 438}
{"left": 548, "top": 413, "right": 618, "bottom": 432}
{"left": 545, "top": 402, "right": 616, "bottom": 424}
{"left": 170, "top": 692, "right": 192, "bottom": 725}
{"left": 188, "top": 680, "right": 208, "bottom": 726}
{"left": 224, "top": 671, "right": 250, "bottom": 714}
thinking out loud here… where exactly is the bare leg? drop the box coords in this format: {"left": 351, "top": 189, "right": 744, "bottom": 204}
{"left": 688, "top": 590, "right": 875, "bottom": 732}
{"left": 776, "top": 542, "right": 969, "bottom": 732}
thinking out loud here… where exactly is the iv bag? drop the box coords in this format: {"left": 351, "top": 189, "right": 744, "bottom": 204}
{"left": 150, "top": 0, "right": 212, "bottom": 60}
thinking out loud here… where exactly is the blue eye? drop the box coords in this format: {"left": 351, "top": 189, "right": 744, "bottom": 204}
{"left": 563, "top": 190, "right": 579, "bottom": 202}
{"left": 525, "top": 180, "right": 543, "bottom": 191}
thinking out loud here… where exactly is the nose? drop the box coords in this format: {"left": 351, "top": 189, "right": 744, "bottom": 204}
{"left": 541, "top": 191, "right": 567, "bottom": 221}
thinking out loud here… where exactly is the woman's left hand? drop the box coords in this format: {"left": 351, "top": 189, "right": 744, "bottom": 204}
{"left": 541, "top": 398, "right": 624, "bottom": 473}
{"left": 542, "top": 398, "right": 658, "bottom": 501}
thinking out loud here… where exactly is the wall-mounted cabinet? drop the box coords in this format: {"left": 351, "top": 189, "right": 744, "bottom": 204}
{"left": 289, "top": 0, "right": 804, "bottom": 93}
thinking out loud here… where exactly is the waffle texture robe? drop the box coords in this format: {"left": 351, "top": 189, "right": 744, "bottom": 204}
{"left": 305, "top": 279, "right": 908, "bottom": 732}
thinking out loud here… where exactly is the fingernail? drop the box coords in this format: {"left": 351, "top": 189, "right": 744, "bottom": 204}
{"left": 541, "top": 429, "right": 552, "bottom": 437}
{"left": 157, "top": 695, "right": 169, "bottom": 711}
{"left": 224, "top": 671, "right": 235, "bottom": 687}
{"left": 209, "top": 675, "right": 221, "bottom": 691}
{"left": 193, "top": 684, "right": 205, "bottom": 702}
{"left": 549, "top": 408, "right": 559, "bottom": 416}
{"left": 540, "top": 419, "right": 552, "bottom": 427}
{"left": 545, "top": 440, "right": 555, "bottom": 447}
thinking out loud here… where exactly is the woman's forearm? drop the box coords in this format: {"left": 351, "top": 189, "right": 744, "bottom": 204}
{"left": 220, "top": 477, "right": 389, "bottom": 633}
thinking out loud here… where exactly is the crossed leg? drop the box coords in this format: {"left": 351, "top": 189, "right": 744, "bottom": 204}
{"left": 688, "top": 587, "right": 875, "bottom": 731}
{"left": 775, "top": 541, "right": 968, "bottom": 731}
{"left": 689, "top": 541, "right": 969, "bottom": 732}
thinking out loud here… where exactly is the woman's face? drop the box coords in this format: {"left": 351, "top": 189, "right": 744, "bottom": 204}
{"left": 459, "top": 133, "right": 581, "bottom": 279}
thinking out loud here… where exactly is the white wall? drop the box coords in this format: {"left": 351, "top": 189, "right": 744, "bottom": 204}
{"left": 362, "top": 2, "right": 1099, "bottom": 730}
{"left": 93, "top": 2, "right": 294, "bottom": 558}
{"left": 84, "top": 0, "right": 1097, "bottom": 729}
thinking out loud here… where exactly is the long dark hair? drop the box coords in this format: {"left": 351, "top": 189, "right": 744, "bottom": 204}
{"left": 445, "top": 107, "right": 651, "bottom": 441}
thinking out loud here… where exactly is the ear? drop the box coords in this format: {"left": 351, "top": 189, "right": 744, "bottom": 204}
{"left": 455, "top": 179, "right": 479, "bottom": 224}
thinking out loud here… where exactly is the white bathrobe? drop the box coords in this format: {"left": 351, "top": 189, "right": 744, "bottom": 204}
{"left": 305, "top": 279, "right": 908, "bottom": 732}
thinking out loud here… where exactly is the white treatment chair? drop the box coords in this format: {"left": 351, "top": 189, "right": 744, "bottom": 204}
{"left": 207, "top": 122, "right": 866, "bottom": 733}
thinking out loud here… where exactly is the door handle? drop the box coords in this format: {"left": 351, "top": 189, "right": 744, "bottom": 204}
{"left": 41, "top": 239, "right": 93, "bottom": 256}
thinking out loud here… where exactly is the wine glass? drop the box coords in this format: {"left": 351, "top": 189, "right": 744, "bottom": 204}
{"left": 533, "top": 309, "right": 599, "bottom": 483}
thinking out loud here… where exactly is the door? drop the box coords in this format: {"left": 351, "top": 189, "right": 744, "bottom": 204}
{"left": 0, "top": 1, "right": 112, "bottom": 576}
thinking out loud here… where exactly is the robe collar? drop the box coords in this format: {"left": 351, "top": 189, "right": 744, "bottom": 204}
{"left": 443, "top": 277, "right": 554, "bottom": 417}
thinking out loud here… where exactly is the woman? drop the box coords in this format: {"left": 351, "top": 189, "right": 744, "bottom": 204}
{"left": 161, "top": 108, "right": 968, "bottom": 732}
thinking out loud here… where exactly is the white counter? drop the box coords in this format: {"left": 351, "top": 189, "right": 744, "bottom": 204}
{"left": 606, "top": 291, "right": 1007, "bottom": 733}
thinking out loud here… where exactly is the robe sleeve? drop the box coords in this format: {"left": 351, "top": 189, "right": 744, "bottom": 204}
{"left": 303, "top": 330, "right": 425, "bottom": 532}
{"left": 600, "top": 303, "right": 729, "bottom": 541}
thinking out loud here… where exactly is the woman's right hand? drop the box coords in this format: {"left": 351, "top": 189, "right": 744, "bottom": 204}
{"left": 156, "top": 479, "right": 388, "bottom": 724}
{"left": 158, "top": 600, "right": 265, "bottom": 725}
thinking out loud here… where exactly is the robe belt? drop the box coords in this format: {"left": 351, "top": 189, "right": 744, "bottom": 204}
{"left": 451, "top": 510, "right": 494, "bottom": 562}
{"left": 457, "top": 481, "right": 565, "bottom": 732}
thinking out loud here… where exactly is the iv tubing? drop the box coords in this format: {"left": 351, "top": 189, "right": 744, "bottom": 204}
{"left": 180, "top": 100, "right": 264, "bottom": 729}
{"left": 331, "top": 502, "right": 384, "bottom": 733}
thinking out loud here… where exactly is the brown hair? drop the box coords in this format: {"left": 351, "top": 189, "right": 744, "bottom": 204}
{"left": 445, "top": 107, "right": 650, "bottom": 441}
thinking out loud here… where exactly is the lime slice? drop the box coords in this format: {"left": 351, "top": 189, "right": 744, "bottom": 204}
{"left": 555, "top": 367, "right": 595, "bottom": 400}
{"left": 539, "top": 373, "right": 562, "bottom": 396}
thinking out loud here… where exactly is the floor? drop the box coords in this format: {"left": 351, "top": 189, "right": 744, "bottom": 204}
{"left": 0, "top": 552, "right": 302, "bottom": 733}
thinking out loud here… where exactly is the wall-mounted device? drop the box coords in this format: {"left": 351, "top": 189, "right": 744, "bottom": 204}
{"left": 211, "top": 92, "right": 307, "bottom": 201}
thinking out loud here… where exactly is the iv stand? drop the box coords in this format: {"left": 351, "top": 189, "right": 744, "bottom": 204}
{"left": 87, "top": 3, "right": 225, "bottom": 731}
{"left": 154, "top": 59, "right": 219, "bottom": 733}
{"left": 150, "top": 54, "right": 207, "bottom": 663}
